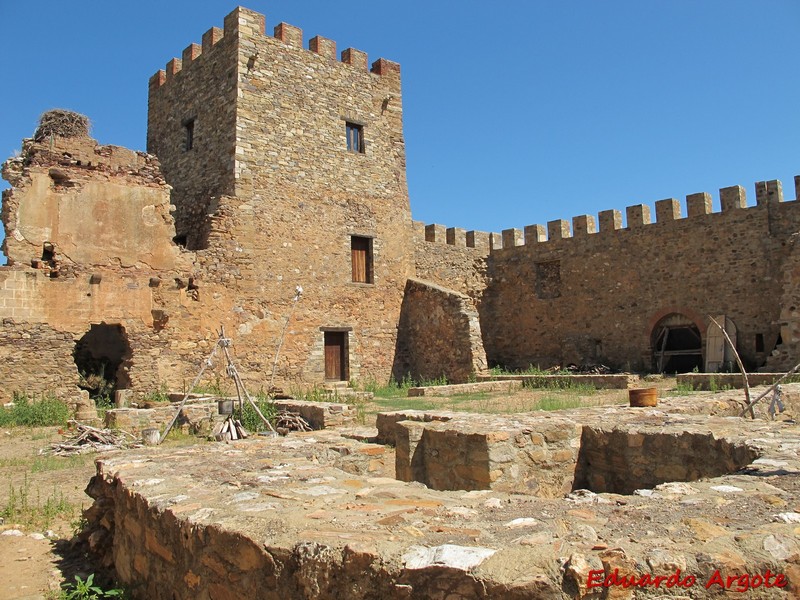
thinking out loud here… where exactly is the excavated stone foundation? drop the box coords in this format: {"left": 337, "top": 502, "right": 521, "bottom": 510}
{"left": 81, "top": 392, "right": 800, "bottom": 599}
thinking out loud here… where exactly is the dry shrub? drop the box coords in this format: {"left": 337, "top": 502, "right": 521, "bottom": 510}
{"left": 34, "top": 109, "right": 90, "bottom": 141}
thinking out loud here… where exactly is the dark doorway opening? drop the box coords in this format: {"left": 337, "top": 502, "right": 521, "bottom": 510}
{"left": 324, "top": 331, "right": 348, "bottom": 381}
{"left": 74, "top": 324, "right": 132, "bottom": 403}
{"left": 652, "top": 314, "right": 703, "bottom": 373}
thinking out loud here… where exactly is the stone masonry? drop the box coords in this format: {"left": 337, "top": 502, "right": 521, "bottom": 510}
{"left": 2, "top": 4, "right": 800, "bottom": 401}
{"left": 81, "top": 390, "right": 800, "bottom": 599}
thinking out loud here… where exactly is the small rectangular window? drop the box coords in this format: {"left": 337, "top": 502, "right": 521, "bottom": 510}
{"left": 346, "top": 122, "right": 364, "bottom": 153}
{"left": 184, "top": 118, "right": 195, "bottom": 151}
{"left": 351, "top": 236, "right": 373, "bottom": 283}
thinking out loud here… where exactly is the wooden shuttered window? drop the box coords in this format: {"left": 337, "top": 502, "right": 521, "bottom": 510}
{"left": 351, "top": 236, "right": 372, "bottom": 283}
{"left": 346, "top": 122, "right": 364, "bottom": 153}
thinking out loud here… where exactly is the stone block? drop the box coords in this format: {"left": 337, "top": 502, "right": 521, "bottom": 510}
{"left": 572, "top": 215, "right": 596, "bottom": 237}
{"left": 655, "top": 198, "right": 681, "bottom": 222}
{"left": 720, "top": 185, "right": 746, "bottom": 211}
{"left": 523, "top": 224, "right": 546, "bottom": 244}
{"left": 625, "top": 204, "right": 651, "bottom": 228}
{"left": 547, "top": 219, "right": 570, "bottom": 240}
{"left": 501, "top": 228, "right": 523, "bottom": 248}
{"left": 598, "top": 209, "right": 622, "bottom": 232}
{"left": 755, "top": 179, "right": 783, "bottom": 206}
{"left": 446, "top": 227, "right": 466, "bottom": 247}
{"left": 686, "top": 192, "right": 712, "bottom": 217}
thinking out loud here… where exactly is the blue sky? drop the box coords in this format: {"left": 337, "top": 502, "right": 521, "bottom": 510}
{"left": 1, "top": 1, "right": 798, "bottom": 249}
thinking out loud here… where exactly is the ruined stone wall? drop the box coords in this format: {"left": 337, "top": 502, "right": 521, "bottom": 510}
{"left": 481, "top": 181, "right": 800, "bottom": 371}
{"left": 0, "top": 133, "right": 209, "bottom": 402}
{"left": 2, "top": 136, "right": 177, "bottom": 271}
{"left": 394, "top": 279, "right": 487, "bottom": 384}
{"left": 148, "top": 7, "right": 416, "bottom": 387}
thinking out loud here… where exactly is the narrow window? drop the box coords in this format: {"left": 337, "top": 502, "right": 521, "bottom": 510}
{"left": 345, "top": 122, "right": 364, "bottom": 153}
{"left": 184, "top": 118, "right": 195, "bottom": 151}
{"left": 351, "top": 236, "right": 373, "bottom": 283}
{"left": 755, "top": 333, "right": 765, "bottom": 353}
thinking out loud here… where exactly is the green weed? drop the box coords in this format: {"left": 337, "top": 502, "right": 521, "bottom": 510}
{"left": 521, "top": 378, "right": 597, "bottom": 393}
{"left": 352, "top": 374, "right": 448, "bottom": 399}
{"left": 31, "top": 454, "right": 91, "bottom": 473}
{"left": 192, "top": 374, "right": 231, "bottom": 396}
{"left": 60, "top": 574, "right": 125, "bottom": 599}
{"left": 531, "top": 396, "right": 589, "bottom": 411}
{"left": 670, "top": 381, "right": 698, "bottom": 395}
{"left": 0, "top": 392, "right": 71, "bottom": 427}
{"left": 142, "top": 383, "right": 170, "bottom": 404}
{"left": 370, "top": 396, "right": 439, "bottom": 412}
{"left": 1, "top": 474, "right": 76, "bottom": 530}
{"left": 240, "top": 394, "right": 278, "bottom": 432}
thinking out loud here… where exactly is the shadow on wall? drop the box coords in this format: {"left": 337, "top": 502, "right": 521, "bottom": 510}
{"left": 73, "top": 323, "right": 132, "bottom": 401}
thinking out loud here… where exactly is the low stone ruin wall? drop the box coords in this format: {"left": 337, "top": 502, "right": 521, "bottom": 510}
{"left": 381, "top": 406, "right": 766, "bottom": 497}
{"left": 394, "top": 414, "right": 581, "bottom": 497}
{"left": 478, "top": 373, "right": 640, "bottom": 389}
{"left": 104, "top": 398, "right": 356, "bottom": 434}
{"left": 573, "top": 426, "right": 759, "bottom": 494}
{"left": 677, "top": 372, "right": 795, "bottom": 390}
{"left": 395, "top": 279, "right": 488, "bottom": 384}
{"left": 407, "top": 380, "right": 521, "bottom": 397}
{"left": 80, "top": 408, "right": 800, "bottom": 599}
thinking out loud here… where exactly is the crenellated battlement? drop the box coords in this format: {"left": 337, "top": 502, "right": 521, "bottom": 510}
{"left": 149, "top": 6, "right": 399, "bottom": 94}
{"left": 413, "top": 221, "right": 501, "bottom": 253}
{"left": 417, "top": 176, "right": 799, "bottom": 252}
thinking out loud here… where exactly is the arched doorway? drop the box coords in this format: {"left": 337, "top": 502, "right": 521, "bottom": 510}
{"left": 73, "top": 324, "right": 132, "bottom": 402}
{"left": 652, "top": 313, "right": 703, "bottom": 373}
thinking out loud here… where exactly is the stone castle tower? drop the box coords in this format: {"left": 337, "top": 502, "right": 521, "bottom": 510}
{"left": 146, "top": 6, "right": 416, "bottom": 385}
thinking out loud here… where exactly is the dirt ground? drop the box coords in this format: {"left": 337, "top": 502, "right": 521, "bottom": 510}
{"left": 0, "top": 377, "right": 738, "bottom": 598}
{"left": 0, "top": 427, "right": 98, "bottom": 599}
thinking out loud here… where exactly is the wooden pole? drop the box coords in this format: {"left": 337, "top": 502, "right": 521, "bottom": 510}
{"left": 219, "top": 330, "right": 276, "bottom": 433}
{"left": 738, "top": 361, "right": 800, "bottom": 417}
{"left": 159, "top": 338, "right": 221, "bottom": 443}
{"left": 708, "top": 316, "right": 754, "bottom": 419}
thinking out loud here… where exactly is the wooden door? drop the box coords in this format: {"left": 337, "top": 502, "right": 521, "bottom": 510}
{"left": 324, "top": 332, "right": 346, "bottom": 381}
{"left": 706, "top": 315, "right": 736, "bottom": 372}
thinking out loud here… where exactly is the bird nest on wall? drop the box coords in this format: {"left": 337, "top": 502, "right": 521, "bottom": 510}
{"left": 34, "top": 109, "right": 90, "bottom": 141}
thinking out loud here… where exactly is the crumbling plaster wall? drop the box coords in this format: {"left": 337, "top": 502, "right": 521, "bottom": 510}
{"left": 0, "top": 133, "right": 210, "bottom": 401}
{"left": 2, "top": 135, "right": 179, "bottom": 271}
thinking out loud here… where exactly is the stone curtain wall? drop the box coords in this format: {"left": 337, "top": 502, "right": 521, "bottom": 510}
{"left": 394, "top": 279, "right": 488, "bottom": 384}
{"left": 480, "top": 184, "right": 800, "bottom": 371}
{"left": 412, "top": 221, "right": 491, "bottom": 308}
{"left": 766, "top": 218, "right": 800, "bottom": 371}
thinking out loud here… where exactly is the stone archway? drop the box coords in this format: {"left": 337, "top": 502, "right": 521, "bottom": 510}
{"left": 652, "top": 313, "right": 703, "bottom": 373}
{"left": 73, "top": 323, "right": 132, "bottom": 402}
